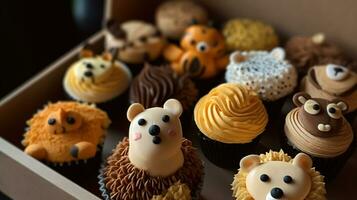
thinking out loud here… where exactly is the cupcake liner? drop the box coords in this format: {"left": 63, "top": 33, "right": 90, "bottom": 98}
{"left": 198, "top": 132, "right": 261, "bottom": 169}
{"left": 282, "top": 135, "right": 355, "bottom": 181}
{"left": 98, "top": 163, "right": 204, "bottom": 200}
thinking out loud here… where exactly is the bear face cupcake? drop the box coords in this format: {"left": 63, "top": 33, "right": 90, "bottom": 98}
{"left": 301, "top": 64, "right": 357, "bottom": 113}
{"left": 105, "top": 20, "right": 166, "bottom": 64}
{"left": 156, "top": 0, "right": 208, "bottom": 40}
{"left": 22, "top": 101, "right": 111, "bottom": 164}
{"left": 285, "top": 33, "right": 356, "bottom": 76}
{"left": 63, "top": 49, "right": 132, "bottom": 104}
{"left": 283, "top": 92, "right": 354, "bottom": 180}
{"left": 194, "top": 83, "right": 268, "bottom": 168}
{"left": 225, "top": 47, "right": 297, "bottom": 103}
{"left": 163, "top": 24, "right": 228, "bottom": 79}
{"left": 223, "top": 18, "right": 279, "bottom": 51}
{"left": 99, "top": 99, "right": 203, "bottom": 200}
{"left": 129, "top": 63, "right": 198, "bottom": 111}
{"left": 232, "top": 150, "right": 326, "bottom": 200}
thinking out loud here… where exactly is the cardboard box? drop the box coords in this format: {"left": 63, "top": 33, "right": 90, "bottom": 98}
{"left": 1, "top": 0, "right": 356, "bottom": 199}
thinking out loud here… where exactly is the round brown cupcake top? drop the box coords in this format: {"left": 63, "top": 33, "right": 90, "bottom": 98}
{"left": 129, "top": 63, "right": 198, "bottom": 110}
{"left": 285, "top": 33, "right": 356, "bottom": 75}
{"left": 103, "top": 137, "right": 203, "bottom": 200}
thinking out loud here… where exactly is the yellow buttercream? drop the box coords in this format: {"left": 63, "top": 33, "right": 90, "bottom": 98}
{"left": 194, "top": 83, "right": 268, "bottom": 144}
{"left": 63, "top": 59, "right": 131, "bottom": 103}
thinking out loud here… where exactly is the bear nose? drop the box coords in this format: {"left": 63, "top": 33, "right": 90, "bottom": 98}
{"left": 149, "top": 125, "right": 160, "bottom": 136}
{"left": 271, "top": 187, "right": 284, "bottom": 199}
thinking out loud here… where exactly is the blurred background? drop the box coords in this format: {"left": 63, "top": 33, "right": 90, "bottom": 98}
{"left": 0, "top": 0, "right": 104, "bottom": 98}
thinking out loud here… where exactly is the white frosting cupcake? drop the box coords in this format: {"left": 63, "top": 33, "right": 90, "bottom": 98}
{"left": 225, "top": 47, "right": 297, "bottom": 101}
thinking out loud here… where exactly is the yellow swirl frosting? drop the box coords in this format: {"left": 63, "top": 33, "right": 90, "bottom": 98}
{"left": 63, "top": 57, "right": 131, "bottom": 103}
{"left": 194, "top": 83, "right": 268, "bottom": 144}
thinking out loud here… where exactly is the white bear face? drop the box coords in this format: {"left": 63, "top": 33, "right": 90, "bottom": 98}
{"left": 73, "top": 57, "right": 113, "bottom": 84}
{"left": 126, "top": 99, "right": 184, "bottom": 176}
{"left": 241, "top": 153, "right": 313, "bottom": 200}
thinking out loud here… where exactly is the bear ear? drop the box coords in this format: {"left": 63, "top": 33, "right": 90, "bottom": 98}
{"left": 240, "top": 155, "right": 260, "bottom": 172}
{"left": 80, "top": 49, "right": 94, "bottom": 58}
{"left": 127, "top": 103, "right": 145, "bottom": 122}
{"left": 102, "top": 51, "right": 113, "bottom": 61}
{"left": 270, "top": 47, "right": 285, "bottom": 61}
{"left": 230, "top": 51, "right": 246, "bottom": 64}
{"left": 293, "top": 153, "right": 312, "bottom": 172}
{"left": 332, "top": 99, "right": 349, "bottom": 114}
{"left": 163, "top": 99, "right": 183, "bottom": 117}
{"left": 292, "top": 92, "right": 311, "bottom": 107}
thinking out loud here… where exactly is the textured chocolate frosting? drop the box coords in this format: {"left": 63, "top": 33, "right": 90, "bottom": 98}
{"left": 285, "top": 35, "right": 356, "bottom": 75}
{"left": 130, "top": 64, "right": 198, "bottom": 110}
{"left": 103, "top": 137, "right": 203, "bottom": 200}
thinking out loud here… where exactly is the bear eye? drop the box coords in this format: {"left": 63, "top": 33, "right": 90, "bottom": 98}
{"left": 327, "top": 104, "right": 342, "bottom": 119}
{"left": 100, "top": 64, "right": 106, "bottom": 68}
{"left": 283, "top": 175, "right": 293, "bottom": 184}
{"left": 66, "top": 116, "right": 76, "bottom": 125}
{"left": 304, "top": 99, "right": 320, "bottom": 115}
{"left": 190, "top": 39, "right": 197, "bottom": 46}
{"left": 260, "top": 174, "right": 270, "bottom": 182}
{"left": 162, "top": 115, "right": 170, "bottom": 123}
{"left": 48, "top": 118, "right": 56, "bottom": 125}
{"left": 138, "top": 118, "right": 146, "bottom": 126}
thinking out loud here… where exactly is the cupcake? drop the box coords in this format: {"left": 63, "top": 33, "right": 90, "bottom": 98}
{"left": 163, "top": 24, "right": 228, "bottom": 80}
{"left": 105, "top": 20, "right": 166, "bottom": 64}
{"left": 156, "top": 0, "right": 208, "bottom": 40}
{"left": 285, "top": 33, "right": 356, "bottom": 76}
{"left": 129, "top": 63, "right": 198, "bottom": 111}
{"left": 232, "top": 150, "right": 326, "bottom": 200}
{"left": 301, "top": 64, "right": 357, "bottom": 114}
{"left": 22, "top": 101, "right": 111, "bottom": 164}
{"left": 283, "top": 92, "right": 354, "bottom": 180}
{"left": 223, "top": 18, "right": 279, "bottom": 51}
{"left": 99, "top": 99, "right": 204, "bottom": 200}
{"left": 225, "top": 47, "right": 297, "bottom": 112}
{"left": 194, "top": 83, "right": 268, "bottom": 168}
{"left": 63, "top": 48, "right": 132, "bottom": 104}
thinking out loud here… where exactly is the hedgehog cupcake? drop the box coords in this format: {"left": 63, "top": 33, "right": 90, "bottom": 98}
{"left": 22, "top": 101, "right": 111, "bottom": 165}
{"left": 98, "top": 99, "right": 204, "bottom": 200}
{"left": 232, "top": 150, "right": 326, "bottom": 200}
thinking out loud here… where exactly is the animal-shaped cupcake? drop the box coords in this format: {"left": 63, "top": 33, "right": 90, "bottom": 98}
{"left": 105, "top": 20, "right": 166, "bottom": 64}
{"left": 63, "top": 48, "right": 131, "bottom": 103}
{"left": 100, "top": 99, "right": 203, "bottom": 200}
{"left": 22, "top": 101, "right": 111, "bottom": 163}
{"left": 163, "top": 25, "right": 228, "bottom": 79}
{"left": 232, "top": 150, "right": 326, "bottom": 200}
{"left": 284, "top": 92, "right": 353, "bottom": 179}
{"left": 301, "top": 64, "right": 357, "bottom": 113}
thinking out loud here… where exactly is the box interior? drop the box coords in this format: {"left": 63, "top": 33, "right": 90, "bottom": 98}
{"left": 1, "top": 0, "right": 357, "bottom": 199}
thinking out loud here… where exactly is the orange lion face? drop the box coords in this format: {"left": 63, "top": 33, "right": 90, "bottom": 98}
{"left": 180, "top": 25, "right": 225, "bottom": 57}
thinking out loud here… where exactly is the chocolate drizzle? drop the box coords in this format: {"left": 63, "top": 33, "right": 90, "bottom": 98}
{"left": 130, "top": 64, "right": 198, "bottom": 110}
{"left": 103, "top": 138, "right": 203, "bottom": 200}
{"left": 285, "top": 36, "right": 356, "bottom": 75}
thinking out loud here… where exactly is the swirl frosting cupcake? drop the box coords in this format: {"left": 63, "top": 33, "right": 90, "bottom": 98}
{"left": 283, "top": 92, "right": 353, "bottom": 180}
{"left": 194, "top": 83, "right": 268, "bottom": 168}
{"left": 63, "top": 50, "right": 132, "bottom": 103}
{"left": 130, "top": 64, "right": 198, "bottom": 111}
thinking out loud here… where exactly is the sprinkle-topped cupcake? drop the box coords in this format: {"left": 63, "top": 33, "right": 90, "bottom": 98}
{"left": 63, "top": 49, "right": 132, "bottom": 103}
{"left": 225, "top": 47, "right": 297, "bottom": 102}
{"left": 99, "top": 99, "right": 203, "bottom": 200}
{"left": 129, "top": 63, "right": 198, "bottom": 111}
{"left": 232, "top": 150, "right": 326, "bottom": 200}
{"left": 22, "top": 101, "right": 111, "bottom": 164}
{"left": 194, "top": 83, "right": 268, "bottom": 168}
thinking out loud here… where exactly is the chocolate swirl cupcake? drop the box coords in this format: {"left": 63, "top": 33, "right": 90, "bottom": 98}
{"left": 129, "top": 64, "right": 198, "bottom": 110}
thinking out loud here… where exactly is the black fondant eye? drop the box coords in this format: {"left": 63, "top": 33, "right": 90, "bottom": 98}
{"left": 283, "top": 175, "right": 293, "bottom": 184}
{"left": 48, "top": 118, "right": 56, "bottom": 125}
{"left": 138, "top": 118, "right": 146, "bottom": 126}
{"left": 260, "top": 174, "right": 269, "bottom": 182}
{"left": 190, "top": 39, "right": 196, "bottom": 45}
{"left": 100, "top": 64, "right": 106, "bottom": 68}
{"left": 66, "top": 116, "right": 76, "bottom": 125}
{"left": 162, "top": 115, "right": 170, "bottom": 123}
{"left": 313, "top": 104, "right": 320, "bottom": 111}
{"left": 139, "top": 36, "right": 147, "bottom": 42}
{"left": 85, "top": 63, "right": 94, "bottom": 69}
{"left": 329, "top": 107, "right": 336, "bottom": 113}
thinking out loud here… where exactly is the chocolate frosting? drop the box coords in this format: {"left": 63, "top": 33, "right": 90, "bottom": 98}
{"left": 285, "top": 36, "right": 356, "bottom": 75}
{"left": 130, "top": 64, "right": 198, "bottom": 110}
{"left": 103, "top": 137, "right": 203, "bottom": 200}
